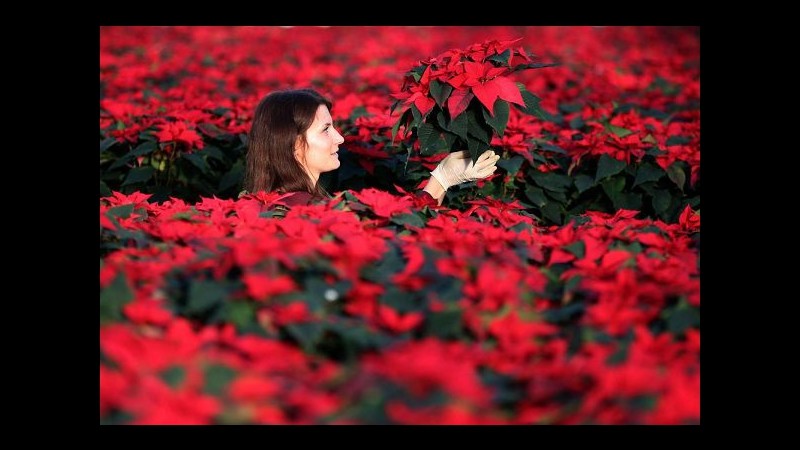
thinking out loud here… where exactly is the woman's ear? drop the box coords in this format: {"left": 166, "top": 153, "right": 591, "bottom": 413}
{"left": 293, "top": 137, "right": 304, "bottom": 163}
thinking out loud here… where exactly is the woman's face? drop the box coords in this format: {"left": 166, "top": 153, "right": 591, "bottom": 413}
{"left": 295, "top": 104, "right": 344, "bottom": 183}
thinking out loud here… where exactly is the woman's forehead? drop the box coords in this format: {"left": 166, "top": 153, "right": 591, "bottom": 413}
{"left": 312, "top": 105, "right": 332, "bottom": 124}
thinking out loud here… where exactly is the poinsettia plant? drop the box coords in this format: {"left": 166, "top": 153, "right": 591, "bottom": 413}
{"left": 391, "top": 38, "right": 557, "bottom": 164}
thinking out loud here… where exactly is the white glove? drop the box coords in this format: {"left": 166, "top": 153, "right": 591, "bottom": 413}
{"left": 430, "top": 150, "right": 500, "bottom": 190}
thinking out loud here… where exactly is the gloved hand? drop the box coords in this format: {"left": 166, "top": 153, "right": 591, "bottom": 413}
{"left": 430, "top": 150, "right": 500, "bottom": 190}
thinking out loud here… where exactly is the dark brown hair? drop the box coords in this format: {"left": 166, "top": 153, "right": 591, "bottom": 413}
{"left": 244, "top": 88, "right": 333, "bottom": 199}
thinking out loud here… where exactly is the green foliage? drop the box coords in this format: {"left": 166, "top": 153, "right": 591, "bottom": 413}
{"left": 100, "top": 130, "right": 247, "bottom": 203}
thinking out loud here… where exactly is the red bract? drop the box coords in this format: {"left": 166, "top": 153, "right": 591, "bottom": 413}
{"left": 153, "top": 121, "right": 204, "bottom": 152}
{"left": 377, "top": 305, "right": 424, "bottom": 334}
{"left": 387, "top": 401, "right": 500, "bottom": 425}
{"left": 487, "top": 310, "right": 559, "bottom": 351}
{"left": 352, "top": 188, "right": 415, "bottom": 218}
{"left": 243, "top": 273, "right": 297, "bottom": 301}
{"left": 364, "top": 339, "right": 491, "bottom": 406}
{"left": 678, "top": 205, "right": 700, "bottom": 233}
{"left": 448, "top": 61, "right": 524, "bottom": 113}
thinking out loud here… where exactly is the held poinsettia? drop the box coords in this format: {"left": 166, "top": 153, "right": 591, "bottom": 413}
{"left": 391, "top": 38, "right": 557, "bottom": 163}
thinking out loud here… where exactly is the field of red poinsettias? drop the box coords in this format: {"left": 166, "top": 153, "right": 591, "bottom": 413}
{"left": 100, "top": 26, "right": 700, "bottom": 424}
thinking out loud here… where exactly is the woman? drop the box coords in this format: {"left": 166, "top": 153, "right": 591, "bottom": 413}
{"left": 243, "top": 88, "right": 499, "bottom": 208}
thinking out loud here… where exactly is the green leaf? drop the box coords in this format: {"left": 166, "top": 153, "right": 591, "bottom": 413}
{"left": 284, "top": 322, "right": 324, "bottom": 354}
{"left": 222, "top": 301, "right": 257, "bottom": 331}
{"left": 426, "top": 309, "right": 464, "bottom": 339}
{"left": 496, "top": 155, "right": 524, "bottom": 177}
{"left": 390, "top": 212, "right": 425, "bottom": 228}
{"left": 486, "top": 48, "right": 511, "bottom": 65}
{"left": 607, "top": 124, "right": 633, "bottom": 138}
{"left": 558, "top": 102, "right": 582, "bottom": 114}
{"left": 361, "top": 243, "right": 403, "bottom": 282}
{"left": 512, "top": 61, "right": 559, "bottom": 71}
{"left": 182, "top": 153, "right": 209, "bottom": 172}
{"left": 633, "top": 162, "right": 665, "bottom": 187}
{"left": 595, "top": 154, "right": 627, "bottom": 182}
{"left": 350, "top": 106, "right": 370, "bottom": 119}
{"left": 410, "top": 103, "right": 422, "bottom": 125}
{"left": 442, "top": 131, "right": 458, "bottom": 150}
{"left": 203, "top": 364, "right": 238, "bottom": 396}
{"left": 121, "top": 166, "right": 155, "bottom": 187}
{"left": 542, "top": 301, "right": 585, "bottom": 324}
{"left": 574, "top": 175, "right": 594, "bottom": 193}
{"left": 418, "top": 122, "right": 448, "bottom": 154}
{"left": 202, "top": 144, "right": 226, "bottom": 161}
{"left": 666, "top": 135, "right": 692, "bottom": 146}
{"left": 100, "top": 180, "right": 112, "bottom": 197}
{"left": 564, "top": 275, "right": 583, "bottom": 294}
{"left": 530, "top": 170, "right": 572, "bottom": 192}
{"left": 379, "top": 286, "right": 419, "bottom": 314}
{"left": 108, "top": 152, "right": 136, "bottom": 171}
{"left": 391, "top": 109, "right": 412, "bottom": 144}
{"left": 640, "top": 108, "right": 671, "bottom": 121}
{"left": 642, "top": 134, "right": 658, "bottom": 145}
{"left": 519, "top": 90, "right": 548, "bottom": 120}
{"left": 186, "top": 280, "right": 227, "bottom": 315}
{"left": 606, "top": 343, "right": 630, "bottom": 366}
{"left": 466, "top": 136, "right": 490, "bottom": 163}
{"left": 569, "top": 116, "right": 585, "bottom": 130}
{"left": 160, "top": 366, "right": 186, "bottom": 389}
{"left": 211, "top": 107, "right": 231, "bottom": 116}
{"left": 666, "top": 163, "right": 686, "bottom": 192}
{"left": 651, "top": 188, "right": 672, "bottom": 215}
{"left": 447, "top": 110, "right": 469, "bottom": 141}
{"left": 131, "top": 140, "right": 158, "bottom": 157}
{"left": 106, "top": 203, "right": 134, "bottom": 219}
{"left": 218, "top": 164, "right": 243, "bottom": 192}
{"left": 667, "top": 304, "right": 700, "bottom": 335}
{"left": 301, "top": 277, "right": 344, "bottom": 312}
{"left": 198, "top": 122, "right": 225, "bottom": 137}
{"left": 465, "top": 108, "right": 491, "bottom": 144}
{"left": 538, "top": 142, "right": 567, "bottom": 155}
{"left": 427, "top": 275, "right": 464, "bottom": 304}
{"left": 435, "top": 108, "right": 448, "bottom": 130}
{"left": 610, "top": 240, "right": 644, "bottom": 255}
{"left": 524, "top": 186, "right": 547, "bottom": 207}
{"left": 326, "top": 321, "right": 393, "bottom": 352}
{"left": 100, "top": 272, "right": 134, "bottom": 323}
{"left": 100, "top": 137, "right": 118, "bottom": 153}
{"left": 541, "top": 202, "right": 562, "bottom": 225}
{"left": 482, "top": 98, "right": 510, "bottom": 137}
{"left": 563, "top": 240, "right": 585, "bottom": 259}
{"left": 645, "top": 146, "right": 667, "bottom": 157}
{"left": 417, "top": 122, "right": 437, "bottom": 148}
{"left": 429, "top": 79, "right": 453, "bottom": 107}
{"left": 545, "top": 189, "right": 567, "bottom": 204}
{"left": 616, "top": 192, "right": 643, "bottom": 210}
{"left": 601, "top": 175, "right": 626, "bottom": 207}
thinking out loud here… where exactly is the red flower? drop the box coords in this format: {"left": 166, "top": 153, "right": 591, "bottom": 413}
{"left": 243, "top": 273, "right": 297, "bottom": 301}
{"left": 487, "top": 311, "right": 559, "bottom": 351}
{"left": 378, "top": 305, "right": 424, "bottom": 334}
{"left": 228, "top": 375, "right": 281, "bottom": 402}
{"left": 352, "top": 188, "right": 414, "bottom": 218}
{"left": 678, "top": 205, "right": 700, "bottom": 233}
{"left": 392, "top": 82, "right": 435, "bottom": 116}
{"left": 123, "top": 299, "right": 173, "bottom": 326}
{"left": 153, "top": 121, "right": 204, "bottom": 151}
{"left": 447, "top": 61, "right": 524, "bottom": 114}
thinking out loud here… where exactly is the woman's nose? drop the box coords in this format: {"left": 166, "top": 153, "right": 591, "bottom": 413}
{"left": 334, "top": 129, "right": 345, "bottom": 144}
